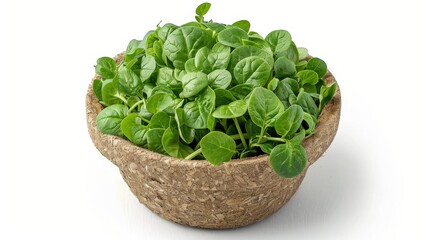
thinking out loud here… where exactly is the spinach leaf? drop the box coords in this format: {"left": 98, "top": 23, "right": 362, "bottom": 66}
{"left": 140, "top": 55, "right": 156, "bottom": 82}
{"left": 229, "top": 45, "right": 273, "bottom": 71}
{"left": 270, "top": 142, "right": 307, "bottom": 178}
{"left": 200, "top": 131, "right": 236, "bottom": 165}
{"left": 179, "top": 72, "right": 209, "bottom": 98}
{"left": 307, "top": 57, "right": 327, "bottom": 78}
{"left": 174, "top": 108, "right": 195, "bottom": 144}
{"left": 125, "top": 39, "right": 145, "bottom": 62}
{"left": 296, "top": 89, "right": 318, "bottom": 116}
{"left": 274, "top": 56, "right": 296, "bottom": 78}
{"left": 208, "top": 69, "right": 232, "bottom": 89}
{"left": 183, "top": 86, "right": 215, "bottom": 129}
{"left": 93, "top": 79, "right": 103, "bottom": 101}
{"left": 302, "top": 112, "right": 317, "bottom": 135}
{"left": 233, "top": 56, "right": 271, "bottom": 87}
{"left": 274, "top": 105, "right": 304, "bottom": 138}
{"left": 319, "top": 83, "right": 337, "bottom": 113}
{"left": 101, "top": 79, "right": 127, "bottom": 106}
{"left": 214, "top": 88, "right": 236, "bottom": 106}
{"left": 162, "top": 126, "right": 194, "bottom": 158}
{"left": 217, "top": 26, "right": 248, "bottom": 48}
{"left": 157, "top": 67, "right": 182, "bottom": 90}
{"left": 265, "top": 30, "right": 292, "bottom": 54}
{"left": 248, "top": 87, "right": 284, "bottom": 128}
{"left": 120, "top": 113, "right": 147, "bottom": 145}
{"left": 232, "top": 20, "right": 251, "bottom": 32}
{"left": 297, "top": 70, "right": 319, "bottom": 86}
{"left": 164, "top": 26, "right": 214, "bottom": 69}
{"left": 196, "top": 2, "right": 211, "bottom": 17}
{"left": 212, "top": 100, "right": 247, "bottom": 119}
{"left": 146, "top": 128, "right": 166, "bottom": 154}
{"left": 229, "top": 83, "right": 254, "bottom": 100}
{"left": 95, "top": 57, "right": 116, "bottom": 79}
{"left": 146, "top": 93, "right": 174, "bottom": 113}
{"left": 117, "top": 66, "right": 143, "bottom": 96}
{"left": 96, "top": 104, "right": 128, "bottom": 136}
{"left": 148, "top": 111, "right": 171, "bottom": 129}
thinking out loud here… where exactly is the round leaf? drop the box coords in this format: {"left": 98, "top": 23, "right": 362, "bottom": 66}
{"left": 233, "top": 56, "right": 271, "bottom": 87}
{"left": 269, "top": 142, "right": 307, "bottom": 178}
{"left": 248, "top": 87, "right": 284, "bottom": 128}
{"left": 217, "top": 26, "right": 248, "bottom": 48}
{"left": 146, "top": 93, "right": 174, "bottom": 114}
{"left": 306, "top": 57, "right": 327, "bottom": 78}
{"left": 120, "top": 113, "right": 147, "bottom": 145}
{"left": 274, "top": 105, "right": 304, "bottom": 138}
{"left": 212, "top": 100, "right": 247, "bottom": 119}
{"left": 180, "top": 72, "right": 209, "bottom": 98}
{"left": 200, "top": 131, "right": 236, "bottom": 165}
{"left": 297, "top": 70, "right": 319, "bottom": 86}
{"left": 96, "top": 104, "right": 128, "bottom": 136}
{"left": 265, "top": 30, "right": 292, "bottom": 54}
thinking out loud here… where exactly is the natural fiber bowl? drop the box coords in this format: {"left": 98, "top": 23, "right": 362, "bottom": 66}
{"left": 86, "top": 53, "right": 341, "bottom": 229}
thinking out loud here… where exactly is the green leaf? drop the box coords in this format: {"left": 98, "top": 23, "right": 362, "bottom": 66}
{"left": 229, "top": 83, "right": 254, "bottom": 100}
{"left": 229, "top": 45, "right": 274, "bottom": 71}
{"left": 232, "top": 20, "right": 251, "bottom": 32}
{"left": 233, "top": 56, "right": 271, "bottom": 87}
{"left": 157, "top": 67, "right": 181, "bottom": 90}
{"left": 212, "top": 100, "right": 247, "bottom": 119}
{"left": 253, "top": 142, "right": 275, "bottom": 154}
{"left": 297, "top": 70, "right": 319, "bottom": 86}
{"left": 117, "top": 66, "right": 143, "bottom": 96}
{"left": 200, "top": 131, "right": 236, "bottom": 165}
{"left": 164, "top": 26, "right": 214, "bottom": 69}
{"left": 302, "top": 112, "right": 317, "bottom": 135}
{"left": 148, "top": 111, "right": 171, "bottom": 129}
{"left": 296, "top": 89, "right": 318, "bottom": 116}
{"left": 277, "top": 41, "right": 299, "bottom": 63}
{"left": 273, "top": 80, "right": 294, "bottom": 108}
{"left": 101, "top": 79, "right": 126, "bottom": 106}
{"left": 179, "top": 72, "right": 209, "bottom": 98}
{"left": 96, "top": 104, "right": 128, "bottom": 136}
{"left": 267, "top": 77, "right": 279, "bottom": 91}
{"left": 95, "top": 57, "right": 116, "bottom": 79}
{"left": 298, "top": 47, "right": 308, "bottom": 60}
{"left": 125, "top": 39, "right": 145, "bottom": 62}
{"left": 146, "top": 128, "right": 166, "bottom": 154}
{"left": 274, "top": 105, "right": 304, "bottom": 138}
{"left": 120, "top": 113, "right": 147, "bottom": 145}
{"left": 196, "top": 2, "right": 211, "bottom": 17}
{"left": 319, "top": 83, "right": 337, "bottom": 113}
{"left": 274, "top": 57, "right": 296, "bottom": 78}
{"left": 156, "top": 23, "right": 178, "bottom": 42}
{"left": 208, "top": 69, "right": 232, "bottom": 89}
{"left": 146, "top": 93, "right": 174, "bottom": 113}
{"left": 306, "top": 57, "right": 327, "bottom": 78}
{"left": 93, "top": 79, "right": 103, "bottom": 101}
{"left": 214, "top": 88, "right": 236, "bottom": 106}
{"left": 270, "top": 142, "right": 307, "bottom": 178}
{"left": 183, "top": 87, "right": 215, "bottom": 129}
{"left": 248, "top": 87, "right": 284, "bottom": 128}
{"left": 217, "top": 26, "right": 248, "bottom": 48}
{"left": 265, "top": 30, "right": 292, "bottom": 54}
{"left": 140, "top": 55, "right": 156, "bottom": 82}
{"left": 174, "top": 108, "right": 195, "bottom": 144}
{"left": 162, "top": 127, "right": 194, "bottom": 158}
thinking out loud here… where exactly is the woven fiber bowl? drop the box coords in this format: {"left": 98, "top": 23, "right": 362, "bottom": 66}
{"left": 86, "top": 54, "right": 341, "bottom": 229}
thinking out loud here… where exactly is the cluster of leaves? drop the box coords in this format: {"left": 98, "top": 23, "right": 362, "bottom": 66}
{"left": 93, "top": 2, "right": 336, "bottom": 178}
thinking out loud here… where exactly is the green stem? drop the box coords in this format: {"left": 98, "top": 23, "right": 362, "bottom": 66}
{"left": 262, "top": 136, "right": 287, "bottom": 143}
{"left": 233, "top": 118, "right": 248, "bottom": 149}
{"left": 115, "top": 94, "right": 128, "bottom": 105}
{"left": 185, "top": 148, "right": 202, "bottom": 160}
{"left": 230, "top": 133, "right": 249, "bottom": 141}
{"left": 256, "top": 126, "right": 265, "bottom": 144}
{"left": 128, "top": 99, "right": 146, "bottom": 114}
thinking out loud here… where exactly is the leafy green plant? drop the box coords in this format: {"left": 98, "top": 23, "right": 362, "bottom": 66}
{"left": 93, "top": 2, "right": 337, "bottom": 178}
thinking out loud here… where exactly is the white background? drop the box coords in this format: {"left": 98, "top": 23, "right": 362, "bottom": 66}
{"left": 1, "top": 0, "right": 428, "bottom": 239}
